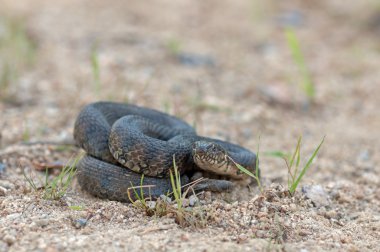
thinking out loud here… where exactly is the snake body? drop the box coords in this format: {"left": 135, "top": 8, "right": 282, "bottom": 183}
{"left": 74, "top": 102, "right": 257, "bottom": 202}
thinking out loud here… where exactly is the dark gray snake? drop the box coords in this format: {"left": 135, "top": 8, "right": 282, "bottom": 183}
{"left": 74, "top": 102, "right": 258, "bottom": 202}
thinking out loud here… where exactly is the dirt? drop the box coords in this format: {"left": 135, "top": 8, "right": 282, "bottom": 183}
{"left": 1, "top": 0, "right": 380, "bottom": 251}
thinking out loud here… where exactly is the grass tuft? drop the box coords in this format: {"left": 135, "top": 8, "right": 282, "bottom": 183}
{"left": 169, "top": 157, "right": 183, "bottom": 209}
{"left": 127, "top": 174, "right": 151, "bottom": 210}
{"left": 285, "top": 136, "right": 325, "bottom": 195}
{"left": 43, "top": 156, "right": 79, "bottom": 200}
{"left": 127, "top": 155, "right": 209, "bottom": 228}
{"left": 24, "top": 154, "right": 81, "bottom": 200}
{"left": 23, "top": 169, "right": 39, "bottom": 192}
{"left": 0, "top": 17, "right": 36, "bottom": 99}
{"left": 166, "top": 38, "right": 182, "bottom": 55}
{"left": 285, "top": 27, "right": 315, "bottom": 102}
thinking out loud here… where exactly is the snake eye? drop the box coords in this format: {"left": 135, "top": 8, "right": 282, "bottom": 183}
{"left": 209, "top": 143, "right": 226, "bottom": 154}
{"left": 207, "top": 144, "right": 215, "bottom": 151}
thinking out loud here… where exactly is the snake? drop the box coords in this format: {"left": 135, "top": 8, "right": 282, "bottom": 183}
{"left": 74, "top": 101, "right": 258, "bottom": 202}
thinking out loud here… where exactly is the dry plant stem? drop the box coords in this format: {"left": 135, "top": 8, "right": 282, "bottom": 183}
{"left": 20, "top": 140, "right": 76, "bottom": 146}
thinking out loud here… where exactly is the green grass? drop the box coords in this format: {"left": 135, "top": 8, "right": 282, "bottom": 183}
{"left": 68, "top": 205, "right": 85, "bottom": 211}
{"left": 263, "top": 151, "right": 290, "bottom": 159}
{"left": 90, "top": 43, "right": 101, "bottom": 94}
{"left": 229, "top": 137, "right": 262, "bottom": 192}
{"left": 22, "top": 122, "right": 31, "bottom": 142}
{"left": 283, "top": 136, "right": 325, "bottom": 195}
{"left": 24, "top": 155, "right": 81, "bottom": 200}
{"left": 162, "top": 100, "right": 171, "bottom": 114}
{"left": 166, "top": 38, "right": 182, "bottom": 55}
{"left": 0, "top": 17, "right": 36, "bottom": 99}
{"left": 127, "top": 172, "right": 173, "bottom": 218}
{"left": 285, "top": 27, "right": 315, "bottom": 102}
{"left": 23, "top": 169, "right": 39, "bottom": 192}
{"left": 127, "top": 155, "right": 208, "bottom": 228}
{"left": 127, "top": 174, "right": 151, "bottom": 209}
{"left": 169, "top": 157, "right": 183, "bottom": 209}
{"left": 232, "top": 135, "right": 324, "bottom": 196}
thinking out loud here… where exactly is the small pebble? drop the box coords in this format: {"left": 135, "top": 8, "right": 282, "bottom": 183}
{"left": 225, "top": 204, "right": 232, "bottom": 211}
{"left": 3, "top": 234, "right": 16, "bottom": 245}
{"left": 204, "top": 191, "right": 212, "bottom": 201}
{"left": 189, "top": 195, "right": 199, "bottom": 207}
{"left": 289, "top": 203, "right": 297, "bottom": 211}
{"left": 177, "top": 53, "right": 215, "bottom": 67}
{"left": 180, "top": 234, "right": 190, "bottom": 242}
{"left": 280, "top": 205, "right": 289, "bottom": 212}
{"left": 325, "top": 210, "right": 337, "bottom": 219}
{"left": 181, "top": 199, "right": 189, "bottom": 207}
{"left": 255, "top": 230, "right": 266, "bottom": 238}
{"left": 34, "top": 218, "right": 49, "bottom": 228}
{"left": 159, "top": 195, "right": 172, "bottom": 203}
{"left": 0, "top": 163, "right": 6, "bottom": 176}
{"left": 357, "top": 150, "right": 370, "bottom": 162}
{"left": 146, "top": 201, "right": 156, "bottom": 209}
{"left": 336, "top": 193, "right": 352, "bottom": 204}
{"left": 257, "top": 212, "right": 267, "bottom": 218}
{"left": 0, "top": 180, "right": 14, "bottom": 190}
{"left": 237, "top": 233, "right": 248, "bottom": 242}
{"left": 340, "top": 235, "right": 352, "bottom": 244}
{"left": 0, "top": 241, "right": 8, "bottom": 251}
{"left": 0, "top": 186, "right": 7, "bottom": 196}
{"left": 260, "top": 206, "right": 268, "bottom": 213}
{"left": 276, "top": 10, "right": 305, "bottom": 28}
{"left": 298, "top": 229, "right": 312, "bottom": 236}
{"left": 6, "top": 213, "right": 21, "bottom": 220}
{"left": 73, "top": 218, "right": 88, "bottom": 229}
{"left": 302, "top": 185, "right": 330, "bottom": 207}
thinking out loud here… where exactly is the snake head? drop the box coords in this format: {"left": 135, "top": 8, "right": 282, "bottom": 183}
{"left": 192, "top": 141, "right": 229, "bottom": 172}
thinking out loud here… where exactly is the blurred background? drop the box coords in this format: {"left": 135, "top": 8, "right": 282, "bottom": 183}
{"left": 0, "top": 0, "right": 379, "bottom": 184}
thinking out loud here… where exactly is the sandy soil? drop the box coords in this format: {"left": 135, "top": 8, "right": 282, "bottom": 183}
{"left": 1, "top": 0, "right": 379, "bottom": 251}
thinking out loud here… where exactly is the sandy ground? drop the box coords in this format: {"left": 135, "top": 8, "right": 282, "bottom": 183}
{"left": 1, "top": 0, "right": 380, "bottom": 251}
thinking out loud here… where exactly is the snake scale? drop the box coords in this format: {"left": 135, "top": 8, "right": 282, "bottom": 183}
{"left": 74, "top": 101, "right": 258, "bottom": 202}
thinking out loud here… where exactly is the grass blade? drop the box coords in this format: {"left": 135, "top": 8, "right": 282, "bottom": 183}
{"left": 285, "top": 27, "right": 315, "bottom": 100}
{"left": 263, "top": 151, "right": 289, "bottom": 159}
{"left": 294, "top": 139, "right": 302, "bottom": 180}
{"left": 289, "top": 136, "right": 325, "bottom": 194}
{"left": 255, "top": 136, "right": 262, "bottom": 191}
{"left": 23, "top": 170, "right": 38, "bottom": 191}
{"left": 170, "top": 155, "right": 182, "bottom": 209}
{"left": 90, "top": 43, "right": 101, "bottom": 93}
{"left": 234, "top": 161, "right": 257, "bottom": 178}
{"left": 289, "top": 136, "right": 302, "bottom": 169}
{"left": 287, "top": 136, "right": 301, "bottom": 187}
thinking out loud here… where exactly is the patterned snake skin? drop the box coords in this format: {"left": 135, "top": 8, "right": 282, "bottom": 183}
{"left": 74, "top": 102, "right": 257, "bottom": 202}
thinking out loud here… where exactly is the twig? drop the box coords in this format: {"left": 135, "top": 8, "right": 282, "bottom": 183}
{"left": 20, "top": 140, "right": 76, "bottom": 146}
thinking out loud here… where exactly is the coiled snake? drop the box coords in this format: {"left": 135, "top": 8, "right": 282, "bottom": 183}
{"left": 74, "top": 102, "right": 257, "bottom": 202}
